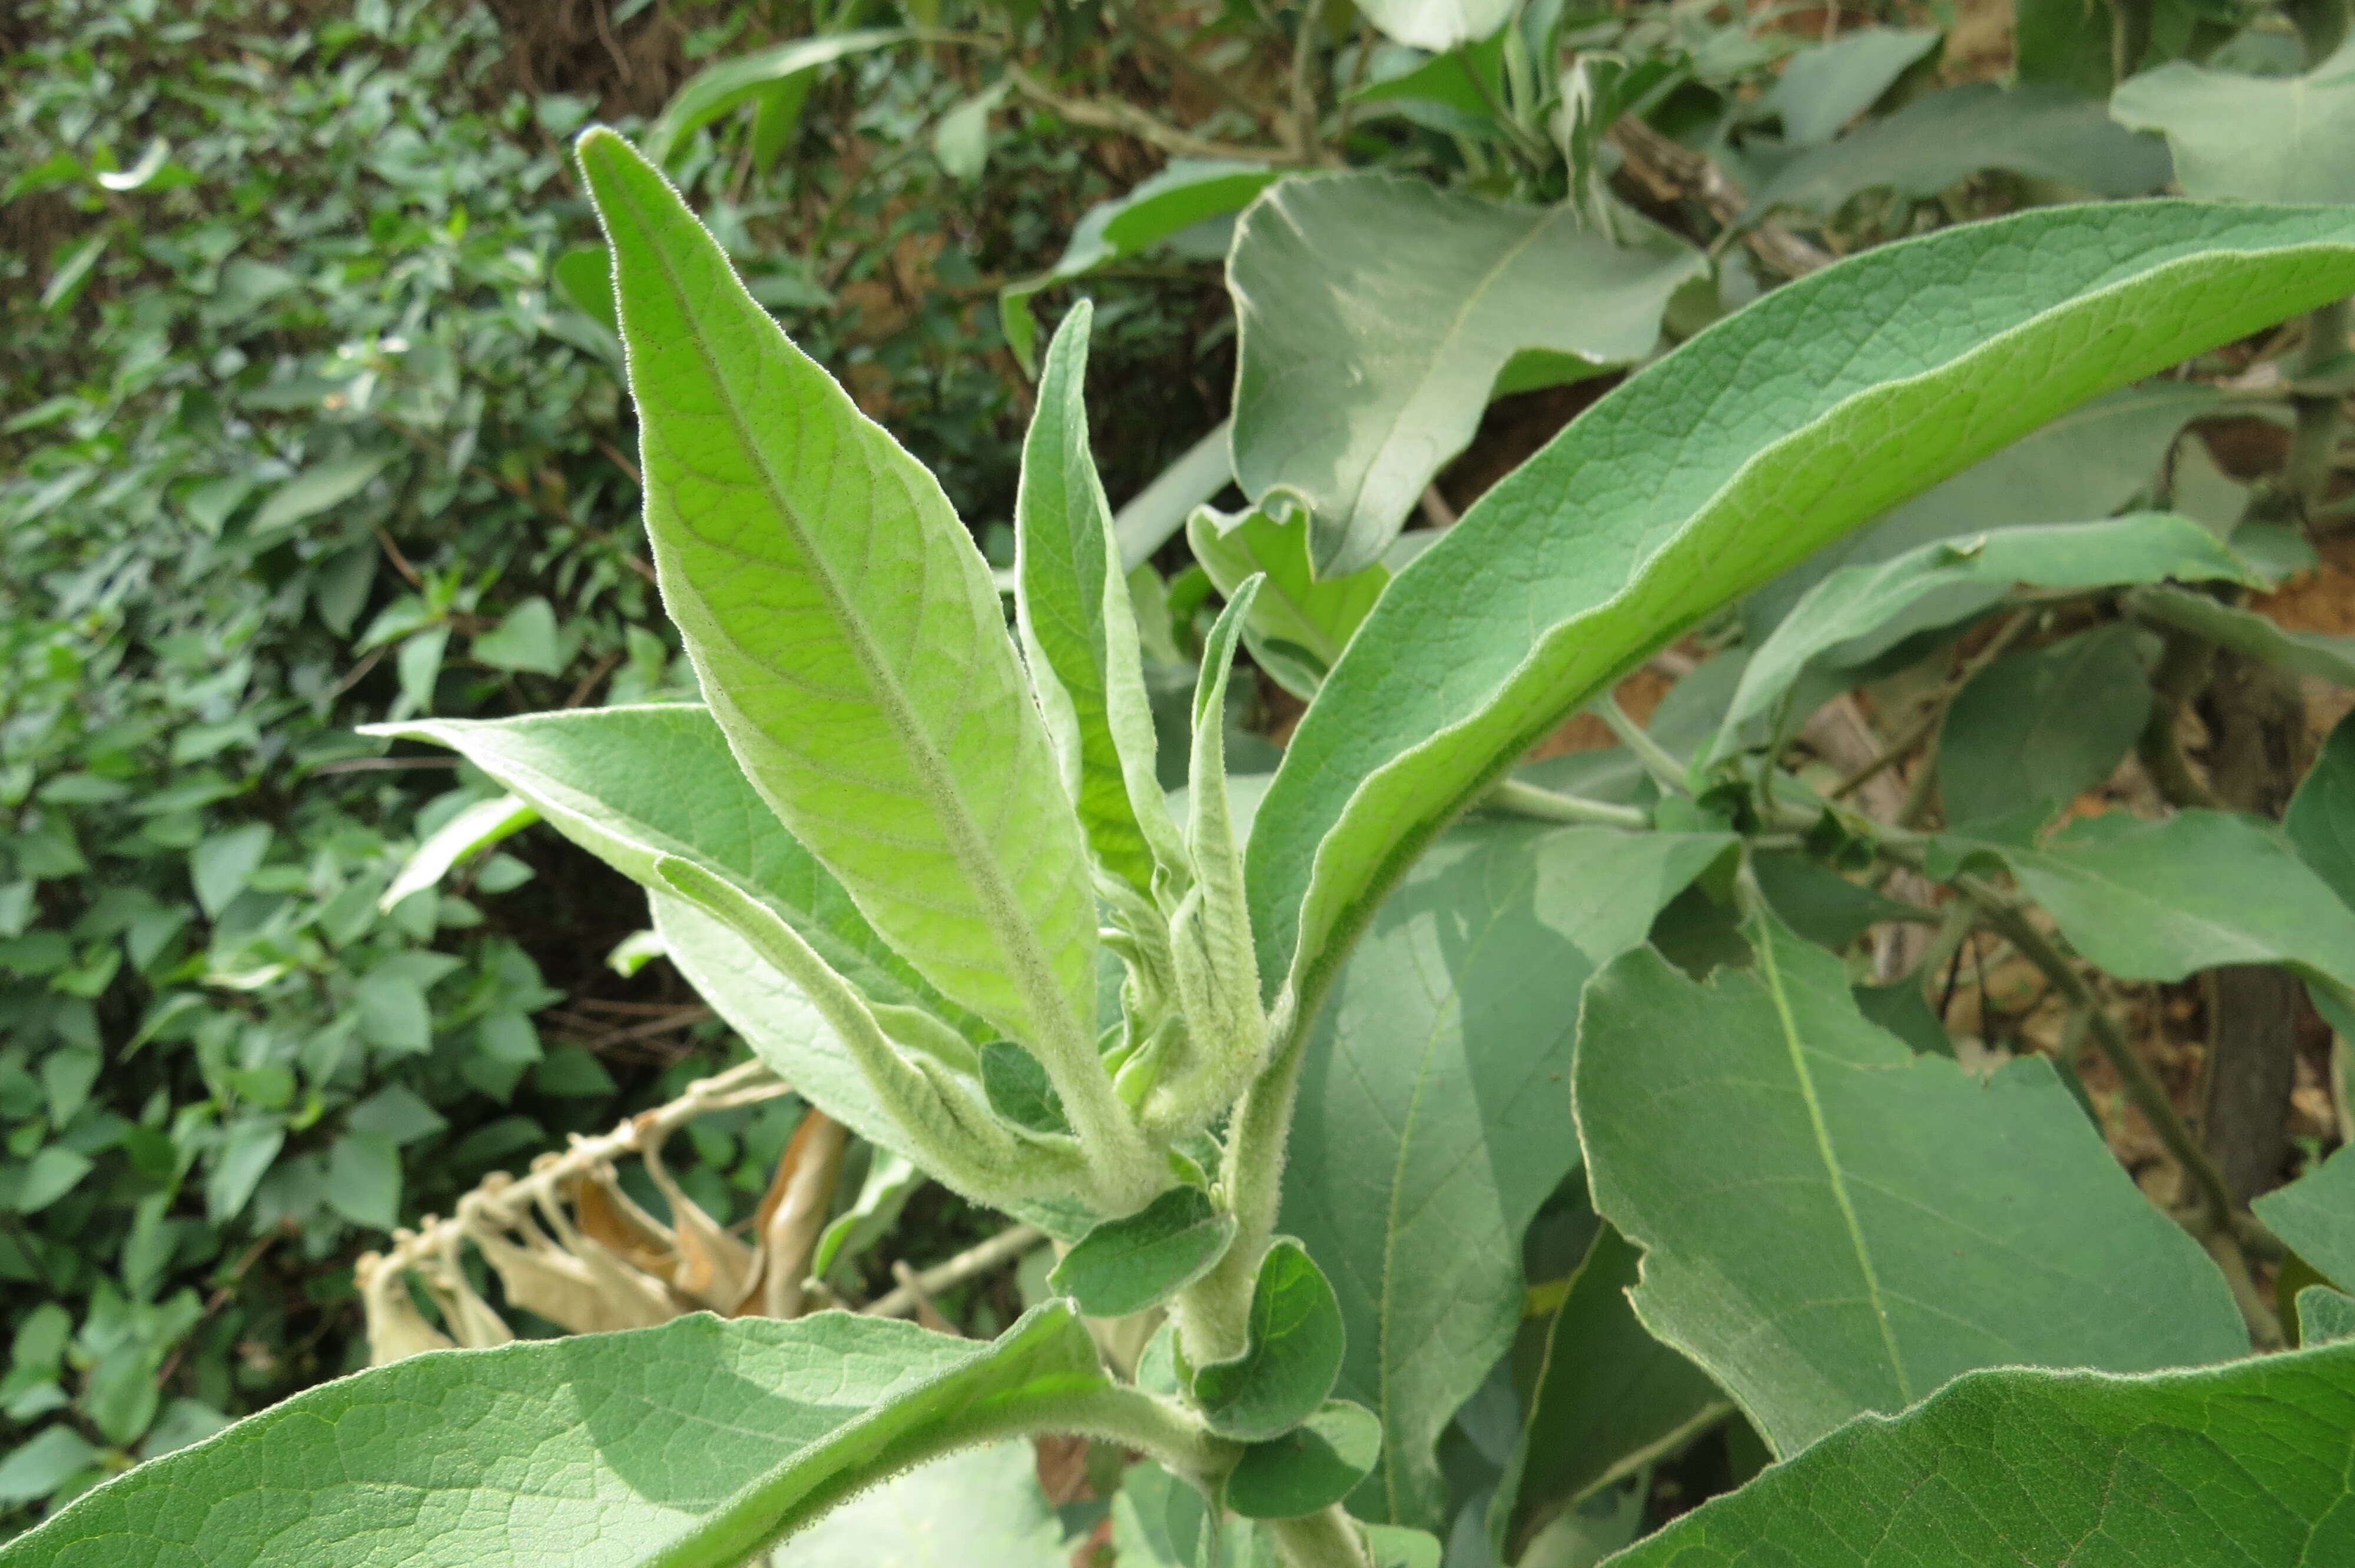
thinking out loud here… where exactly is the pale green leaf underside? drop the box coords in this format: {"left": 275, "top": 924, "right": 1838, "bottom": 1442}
{"left": 1575, "top": 911, "right": 2246, "bottom": 1458}
{"left": 781, "top": 1444, "right": 1068, "bottom": 1567}
{"left": 1251, "top": 201, "right": 2355, "bottom": 1018}
{"left": 2111, "top": 38, "right": 2355, "bottom": 205}
{"left": 1607, "top": 1340, "right": 2355, "bottom": 1566}
{"left": 1229, "top": 172, "right": 1704, "bottom": 574}
{"left": 1280, "top": 820, "right": 1733, "bottom": 1527}
{"left": 0, "top": 1307, "right": 1107, "bottom": 1568}
{"left": 578, "top": 129, "right": 1097, "bottom": 1059}
{"left": 369, "top": 706, "right": 968, "bottom": 1031}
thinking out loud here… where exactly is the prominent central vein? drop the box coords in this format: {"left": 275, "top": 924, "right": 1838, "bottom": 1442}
{"left": 1751, "top": 916, "right": 1911, "bottom": 1404}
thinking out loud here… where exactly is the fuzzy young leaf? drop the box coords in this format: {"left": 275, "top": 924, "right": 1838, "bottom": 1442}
{"left": 1015, "top": 301, "right": 1185, "bottom": 898}
{"left": 1709, "top": 513, "right": 2253, "bottom": 764}
{"left": 1608, "top": 1341, "right": 2355, "bottom": 1567}
{"left": 1229, "top": 173, "right": 1703, "bottom": 574}
{"left": 576, "top": 132, "right": 1136, "bottom": 1185}
{"left": 1186, "top": 507, "right": 1415, "bottom": 700}
{"left": 1192, "top": 1240, "right": 1346, "bottom": 1441}
{"left": 372, "top": 706, "right": 976, "bottom": 1028}
{"left": 1575, "top": 908, "right": 2246, "bottom": 1457}
{"left": 1280, "top": 819, "right": 1733, "bottom": 1526}
{"left": 1226, "top": 1400, "right": 1384, "bottom": 1520}
{"left": 2302, "top": 1287, "right": 2355, "bottom": 1346}
{"left": 0, "top": 1306, "right": 1131, "bottom": 1568}
{"left": 1050, "top": 1185, "right": 1237, "bottom": 1318}
{"left": 1250, "top": 201, "right": 2355, "bottom": 1024}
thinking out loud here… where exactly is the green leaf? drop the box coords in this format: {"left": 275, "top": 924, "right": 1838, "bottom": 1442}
{"left": 780, "top": 1443, "right": 1069, "bottom": 1566}
{"left": 1113, "top": 1458, "right": 1265, "bottom": 1568}
{"left": 1936, "top": 624, "right": 2154, "bottom": 825}
{"left": 1752, "top": 84, "right": 2171, "bottom": 217}
{"left": 1752, "top": 852, "right": 1918, "bottom": 952}
{"left": 1505, "top": 1224, "right": 1729, "bottom": 1549}
{"left": 2300, "top": 1285, "right": 2355, "bottom": 1346}
{"left": 1186, "top": 507, "right": 1412, "bottom": 700}
{"left": 2288, "top": 709, "right": 2355, "bottom": 908}
{"left": 323, "top": 1131, "right": 400, "bottom": 1230}
{"left": 1354, "top": 0, "right": 1514, "bottom": 51}
{"left": 1226, "top": 1400, "right": 1384, "bottom": 1520}
{"left": 980, "top": 1041, "right": 1073, "bottom": 1137}
{"left": 1574, "top": 908, "right": 2247, "bottom": 1457}
{"left": 2254, "top": 1144, "right": 2355, "bottom": 1289}
{"left": 577, "top": 131, "right": 1110, "bottom": 1125}
{"left": 367, "top": 706, "right": 966, "bottom": 1029}
{"left": 190, "top": 822, "right": 272, "bottom": 918}
{"left": 1282, "top": 820, "right": 1733, "bottom": 1527}
{"left": 2014, "top": 0, "right": 2118, "bottom": 98}
{"left": 933, "top": 82, "right": 1009, "bottom": 185}
{"left": 1229, "top": 173, "right": 1704, "bottom": 575}
{"left": 640, "top": 30, "right": 910, "bottom": 165}
{"left": 0, "top": 1427, "right": 98, "bottom": 1507}
{"left": 1001, "top": 162, "right": 1278, "bottom": 374}
{"left": 471, "top": 596, "right": 564, "bottom": 675}
{"left": 1249, "top": 201, "right": 2355, "bottom": 1024}
{"left": 1050, "top": 1186, "right": 1236, "bottom": 1318}
{"left": 380, "top": 793, "right": 537, "bottom": 911}
{"left": 1606, "top": 1340, "right": 2355, "bottom": 1567}
{"left": 1756, "top": 26, "right": 1942, "bottom": 145}
{"left": 1748, "top": 383, "right": 2220, "bottom": 631}
{"left": 1015, "top": 301, "right": 1185, "bottom": 897}
{"left": 2112, "top": 37, "right": 2355, "bottom": 203}
{"left": 248, "top": 449, "right": 394, "bottom": 536}
{"left": 552, "top": 244, "right": 619, "bottom": 333}
{"left": 1192, "top": 1240, "right": 1346, "bottom": 1441}
{"left": 0, "top": 1305, "right": 1136, "bottom": 1568}
{"left": 1951, "top": 809, "right": 2355, "bottom": 1002}
{"left": 12, "top": 1147, "right": 91, "bottom": 1215}
{"left": 2128, "top": 582, "right": 2355, "bottom": 683}
{"left": 1709, "top": 513, "right": 2251, "bottom": 763}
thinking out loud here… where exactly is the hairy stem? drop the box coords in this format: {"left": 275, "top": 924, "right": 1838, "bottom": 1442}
{"left": 1272, "top": 1505, "right": 1378, "bottom": 1568}
{"left": 1484, "top": 777, "right": 1653, "bottom": 830}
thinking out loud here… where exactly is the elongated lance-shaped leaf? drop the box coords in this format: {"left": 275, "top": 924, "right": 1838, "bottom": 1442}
{"left": 1608, "top": 1340, "right": 2355, "bottom": 1567}
{"left": 0, "top": 1304, "right": 1186, "bottom": 1568}
{"left": 368, "top": 706, "right": 977, "bottom": 1034}
{"left": 1149, "top": 579, "right": 1268, "bottom": 1138}
{"left": 575, "top": 131, "right": 1135, "bottom": 1184}
{"left": 1248, "top": 201, "right": 2355, "bottom": 1020}
{"left": 1575, "top": 906, "right": 2246, "bottom": 1458}
{"left": 655, "top": 856, "right": 1087, "bottom": 1211}
{"left": 1015, "top": 300, "right": 1186, "bottom": 901}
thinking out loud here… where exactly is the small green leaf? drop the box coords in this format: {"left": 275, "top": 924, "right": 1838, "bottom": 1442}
{"left": 2298, "top": 1286, "right": 2355, "bottom": 1346}
{"left": 2111, "top": 37, "right": 2355, "bottom": 204}
{"left": 1014, "top": 301, "right": 1185, "bottom": 898}
{"left": 1936, "top": 625, "right": 2153, "bottom": 825}
{"left": 1186, "top": 507, "right": 1409, "bottom": 700}
{"left": 1755, "top": 26, "right": 1941, "bottom": 145}
{"left": 380, "top": 793, "right": 537, "bottom": 911}
{"left": 190, "top": 822, "right": 272, "bottom": 918}
{"left": 0, "top": 1305, "right": 1125, "bottom": 1568}
{"left": 249, "top": 449, "right": 394, "bottom": 536}
{"left": 2128, "top": 583, "right": 2355, "bottom": 684}
{"left": 2255, "top": 1144, "right": 2355, "bottom": 1290}
{"left": 0, "top": 1426, "right": 98, "bottom": 1507}
{"left": 1192, "top": 1240, "right": 1345, "bottom": 1441}
{"left": 1226, "top": 1399, "right": 1383, "bottom": 1520}
{"left": 1049, "top": 1185, "right": 1236, "bottom": 1318}
{"left": 1506, "top": 1224, "right": 1729, "bottom": 1547}
{"left": 640, "top": 30, "right": 911, "bottom": 164}
{"left": 1710, "top": 513, "right": 2250, "bottom": 763}
{"left": 1000, "top": 162, "right": 1276, "bottom": 374}
{"left": 981, "top": 1041, "right": 1073, "bottom": 1138}
{"left": 1753, "top": 83, "right": 2170, "bottom": 216}
{"left": 1607, "top": 1341, "right": 2355, "bottom": 1567}
{"left": 1575, "top": 908, "right": 2246, "bottom": 1457}
{"left": 811, "top": 1152, "right": 922, "bottom": 1278}
{"left": 1250, "top": 201, "right": 2355, "bottom": 1025}
{"left": 12, "top": 1147, "right": 91, "bottom": 1215}
{"left": 577, "top": 131, "right": 1116, "bottom": 1153}
{"left": 1228, "top": 173, "right": 1703, "bottom": 574}
{"left": 933, "top": 81, "right": 1008, "bottom": 184}
{"left": 471, "top": 596, "right": 564, "bottom": 675}
{"left": 2288, "top": 710, "right": 2355, "bottom": 909}
{"left": 324, "top": 1131, "right": 401, "bottom": 1230}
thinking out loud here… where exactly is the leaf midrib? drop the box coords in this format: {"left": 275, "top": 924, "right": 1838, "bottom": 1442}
{"left": 1749, "top": 915, "right": 1912, "bottom": 1407}
{"left": 614, "top": 171, "right": 1087, "bottom": 1061}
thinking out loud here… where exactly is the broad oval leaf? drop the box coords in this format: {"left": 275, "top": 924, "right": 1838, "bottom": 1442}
{"left": 1050, "top": 1185, "right": 1237, "bottom": 1318}
{"left": 1229, "top": 172, "right": 1704, "bottom": 575}
{"left": 0, "top": 1305, "right": 1115, "bottom": 1568}
{"left": 1607, "top": 1340, "right": 2355, "bottom": 1567}
{"left": 1279, "top": 818, "right": 1734, "bottom": 1527}
{"left": 2111, "top": 37, "right": 2355, "bottom": 204}
{"left": 576, "top": 131, "right": 1102, "bottom": 1084}
{"left": 1226, "top": 1400, "right": 1384, "bottom": 1520}
{"left": 1249, "top": 201, "right": 2355, "bottom": 1018}
{"left": 1935, "top": 624, "right": 2153, "bottom": 825}
{"left": 1192, "top": 1239, "right": 1346, "bottom": 1441}
{"left": 1575, "top": 909, "right": 2247, "bottom": 1457}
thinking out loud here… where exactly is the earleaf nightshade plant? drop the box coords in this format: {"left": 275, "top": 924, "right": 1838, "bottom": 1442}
{"left": 13, "top": 114, "right": 2355, "bottom": 1568}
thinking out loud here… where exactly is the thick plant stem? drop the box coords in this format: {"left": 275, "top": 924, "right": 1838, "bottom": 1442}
{"left": 2291, "top": 297, "right": 2349, "bottom": 527}
{"left": 1272, "top": 1505, "right": 1376, "bottom": 1568}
